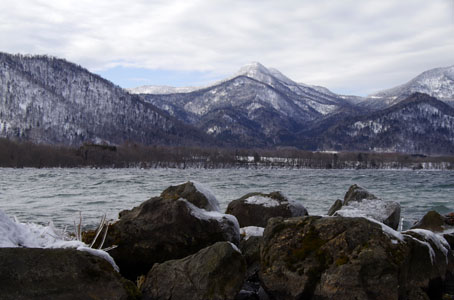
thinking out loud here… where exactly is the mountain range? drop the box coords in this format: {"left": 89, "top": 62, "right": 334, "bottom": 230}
{"left": 362, "top": 65, "right": 454, "bottom": 110}
{"left": 1, "top": 52, "right": 453, "bottom": 154}
{"left": 0, "top": 53, "right": 214, "bottom": 147}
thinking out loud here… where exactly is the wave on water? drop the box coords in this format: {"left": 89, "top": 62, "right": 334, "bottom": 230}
{"left": 0, "top": 168, "right": 453, "bottom": 228}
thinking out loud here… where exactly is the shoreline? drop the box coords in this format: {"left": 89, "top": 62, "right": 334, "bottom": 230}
{"left": 1, "top": 163, "right": 453, "bottom": 171}
{"left": 1, "top": 138, "right": 453, "bottom": 170}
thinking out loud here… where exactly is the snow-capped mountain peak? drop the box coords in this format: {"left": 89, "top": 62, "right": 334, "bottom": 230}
{"left": 235, "top": 62, "right": 295, "bottom": 86}
{"left": 236, "top": 62, "right": 272, "bottom": 78}
{"left": 371, "top": 65, "right": 454, "bottom": 101}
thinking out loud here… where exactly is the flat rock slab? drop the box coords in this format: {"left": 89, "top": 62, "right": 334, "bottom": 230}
{"left": 0, "top": 248, "right": 139, "bottom": 300}
{"left": 226, "top": 191, "right": 308, "bottom": 227}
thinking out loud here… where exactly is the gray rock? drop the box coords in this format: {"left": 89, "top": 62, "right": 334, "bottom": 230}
{"left": 226, "top": 191, "right": 308, "bottom": 227}
{"left": 97, "top": 194, "right": 239, "bottom": 280}
{"left": 444, "top": 233, "right": 454, "bottom": 250}
{"left": 334, "top": 184, "right": 401, "bottom": 230}
{"left": 403, "top": 229, "right": 454, "bottom": 299}
{"left": 141, "top": 241, "right": 246, "bottom": 300}
{"left": 343, "top": 184, "right": 378, "bottom": 205}
{"left": 0, "top": 248, "right": 139, "bottom": 300}
{"left": 327, "top": 199, "right": 342, "bottom": 216}
{"left": 240, "top": 235, "right": 262, "bottom": 278}
{"left": 236, "top": 235, "right": 263, "bottom": 300}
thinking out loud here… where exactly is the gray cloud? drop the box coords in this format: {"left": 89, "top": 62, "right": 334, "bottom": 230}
{"left": 0, "top": 0, "right": 452, "bottom": 95}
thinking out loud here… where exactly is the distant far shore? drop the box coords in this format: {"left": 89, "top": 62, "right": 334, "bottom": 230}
{"left": 0, "top": 138, "right": 453, "bottom": 170}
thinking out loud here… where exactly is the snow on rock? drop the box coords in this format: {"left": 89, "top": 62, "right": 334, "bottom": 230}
{"left": 244, "top": 195, "right": 280, "bottom": 207}
{"left": 335, "top": 199, "right": 400, "bottom": 229}
{"left": 362, "top": 216, "right": 404, "bottom": 243}
{"left": 183, "top": 199, "right": 240, "bottom": 243}
{"left": 228, "top": 241, "right": 242, "bottom": 254}
{"left": 0, "top": 209, "right": 119, "bottom": 271}
{"left": 77, "top": 247, "right": 119, "bottom": 272}
{"left": 192, "top": 181, "right": 221, "bottom": 212}
{"left": 407, "top": 228, "right": 451, "bottom": 263}
{"left": 405, "top": 234, "right": 437, "bottom": 264}
{"left": 240, "top": 226, "right": 265, "bottom": 240}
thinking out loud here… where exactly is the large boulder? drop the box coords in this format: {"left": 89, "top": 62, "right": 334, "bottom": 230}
{"left": 260, "top": 216, "right": 453, "bottom": 300}
{"left": 103, "top": 197, "right": 239, "bottom": 280}
{"left": 141, "top": 242, "right": 246, "bottom": 300}
{"left": 226, "top": 192, "right": 308, "bottom": 227}
{"left": 0, "top": 248, "right": 139, "bottom": 300}
{"left": 403, "top": 229, "right": 454, "bottom": 299}
{"left": 333, "top": 184, "right": 401, "bottom": 230}
{"left": 93, "top": 182, "right": 240, "bottom": 280}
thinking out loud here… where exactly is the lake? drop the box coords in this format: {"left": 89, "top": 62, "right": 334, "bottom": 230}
{"left": 0, "top": 168, "right": 453, "bottom": 230}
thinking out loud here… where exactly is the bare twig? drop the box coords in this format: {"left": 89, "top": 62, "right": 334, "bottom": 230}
{"left": 98, "top": 221, "right": 110, "bottom": 250}
{"left": 89, "top": 214, "right": 106, "bottom": 248}
{"left": 102, "top": 245, "right": 118, "bottom": 252}
{"left": 77, "top": 212, "right": 82, "bottom": 241}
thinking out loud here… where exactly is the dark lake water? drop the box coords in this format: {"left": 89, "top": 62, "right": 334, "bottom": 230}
{"left": 0, "top": 168, "right": 453, "bottom": 230}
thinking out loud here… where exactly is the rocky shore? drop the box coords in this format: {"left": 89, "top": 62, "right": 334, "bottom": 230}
{"left": 1, "top": 181, "right": 453, "bottom": 299}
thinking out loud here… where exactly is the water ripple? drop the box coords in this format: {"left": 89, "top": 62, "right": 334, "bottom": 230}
{"left": 0, "top": 168, "right": 452, "bottom": 230}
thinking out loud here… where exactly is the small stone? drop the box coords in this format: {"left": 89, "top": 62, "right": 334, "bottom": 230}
{"left": 411, "top": 210, "right": 445, "bottom": 232}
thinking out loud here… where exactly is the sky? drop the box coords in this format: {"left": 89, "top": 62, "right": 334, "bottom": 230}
{"left": 0, "top": 0, "right": 453, "bottom": 96}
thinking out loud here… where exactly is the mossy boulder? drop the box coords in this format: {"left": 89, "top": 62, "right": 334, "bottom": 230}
{"left": 260, "top": 216, "right": 453, "bottom": 300}
{"left": 141, "top": 242, "right": 246, "bottom": 300}
{"left": 0, "top": 248, "right": 139, "bottom": 300}
{"left": 226, "top": 191, "right": 308, "bottom": 227}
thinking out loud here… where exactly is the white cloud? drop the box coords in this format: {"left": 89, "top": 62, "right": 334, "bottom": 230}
{"left": 0, "top": 0, "right": 452, "bottom": 95}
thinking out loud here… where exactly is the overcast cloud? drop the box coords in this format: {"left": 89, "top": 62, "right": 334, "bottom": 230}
{"left": 0, "top": 0, "right": 453, "bottom": 95}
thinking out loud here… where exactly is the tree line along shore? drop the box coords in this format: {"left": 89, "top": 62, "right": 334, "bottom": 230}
{"left": 0, "top": 138, "right": 453, "bottom": 169}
